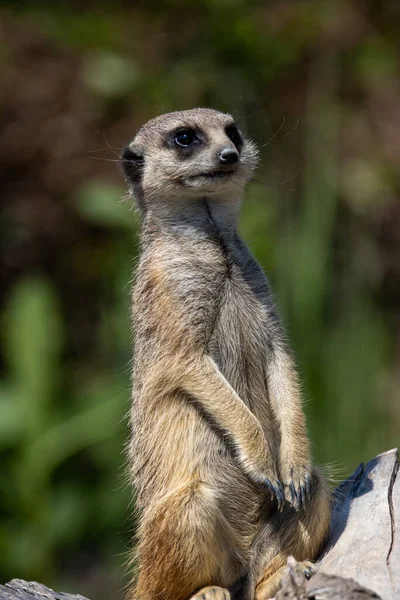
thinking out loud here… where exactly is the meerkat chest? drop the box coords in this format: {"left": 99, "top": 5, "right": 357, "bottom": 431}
{"left": 208, "top": 255, "right": 272, "bottom": 404}
{"left": 212, "top": 262, "right": 269, "bottom": 353}
{"left": 146, "top": 232, "right": 272, "bottom": 383}
{"left": 161, "top": 233, "right": 271, "bottom": 354}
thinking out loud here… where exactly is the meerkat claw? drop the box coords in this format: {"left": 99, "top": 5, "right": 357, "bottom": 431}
{"left": 305, "top": 473, "right": 315, "bottom": 501}
{"left": 287, "top": 467, "right": 316, "bottom": 511}
{"left": 304, "top": 566, "right": 313, "bottom": 579}
{"left": 299, "top": 473, "right": 316, "bottom": 510}
{"left": 289, "top": 481, "right": 298, "bottom": 506}
{"left": 299, "top": 485, "right": 306, "bottom": 510}
{"left": 263, "top": 478, "right": 285, "bottom": 510}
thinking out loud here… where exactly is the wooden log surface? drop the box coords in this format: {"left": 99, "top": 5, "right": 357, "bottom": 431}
{"left": 1, "top": 448, "right": 398, "bottom": 600}
{"left": 0, "top": 579, "right": 89, "bottom": 600}
{"left": 275, "top": 556, "right": 381, "bottom": 599}
{"left": 318, "top": 448, "right": 399, "bottom": 599}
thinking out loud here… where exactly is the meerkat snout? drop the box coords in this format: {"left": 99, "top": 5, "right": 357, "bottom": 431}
{"left": 218, "top": 147, "right": 239, "bottom": 166}
{"left": 121, "top": 108, "right": 259, "bottom": 209}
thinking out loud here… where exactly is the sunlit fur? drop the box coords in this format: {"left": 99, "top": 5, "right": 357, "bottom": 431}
{"left": 123, "top": 108, "right": 331, "bottom": 600}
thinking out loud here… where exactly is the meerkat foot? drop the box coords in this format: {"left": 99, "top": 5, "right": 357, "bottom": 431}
{"left": 300, "top": 559, "right": 316, "bottom": 579}
{"left": 190, "top": 586, "right": 231, "bottom": 599}
{"left": 254, "top": 559, "right": 316, "bottom": 600}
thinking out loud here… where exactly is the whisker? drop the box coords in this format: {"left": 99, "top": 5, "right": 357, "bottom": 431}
{"left": 89, "top": 146, "right": 124, "bottom": 153}
{"left": 257, "top": 163, "right": 283, "bottom": 175}
{"left": 264, "top": 116, "right": 286, "bottom": 146}
{"left": 98, "top": 130, "right": 123, "bottom": 159}
{"left": 280, "top": 168, "right": 300, "bottom": 185}
{"left": 232, "top": 107, "right": 266, "bottom": 122}
{"left": 283, "top": 118, "right": 300, "bottom": 138}
{"left": 249, "top": 176, "right": 295, "bottom": 192}
{"left": 90, "top": 156, "right": 123, "bottom": 163}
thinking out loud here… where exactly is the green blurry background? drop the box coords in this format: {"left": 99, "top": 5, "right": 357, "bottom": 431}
{"left": 1, "top": 1, "right": 399, "bottom": 598}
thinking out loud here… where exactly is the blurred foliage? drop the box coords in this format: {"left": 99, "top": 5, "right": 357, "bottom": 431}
{"left": 1, "top": 1, "right": 400, "bottom": 598}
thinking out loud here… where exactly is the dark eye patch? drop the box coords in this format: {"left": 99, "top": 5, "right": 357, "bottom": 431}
{"left": 174, "top": 128, "right": 197, "bottom": 148}
{"left": 166, "top": 126, "right": 202, "bottom": 158}
{"left": 225, "top": 123, "right": 243, "bottom": 152}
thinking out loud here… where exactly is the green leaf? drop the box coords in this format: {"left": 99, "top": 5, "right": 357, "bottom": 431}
{"left": 0, "top": 386, "right": 22, "bottom": 448}
{"left": 74, "top": 180, "right": 137, "bottom": 230}
{"left": 3, "top": 278, "right": 63, "bottom": 438}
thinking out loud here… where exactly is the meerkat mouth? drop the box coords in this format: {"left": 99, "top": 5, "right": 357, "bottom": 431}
{"left": 192, "top": 169, "right": 235, "bottom": 180}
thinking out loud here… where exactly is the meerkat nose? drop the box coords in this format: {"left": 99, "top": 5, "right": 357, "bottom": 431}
{"left": 218, "top": 147, "right": 239, "bottom": 166}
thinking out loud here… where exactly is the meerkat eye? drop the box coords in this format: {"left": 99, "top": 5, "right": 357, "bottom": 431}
{"left": 174, "top": 128, "right": 197, "bottom": 148}
{"left": 225, "top": 123, "right": 243, "bottom": 152}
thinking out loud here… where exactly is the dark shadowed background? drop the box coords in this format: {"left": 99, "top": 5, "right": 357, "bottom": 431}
{"left": 1, "top": 1, "right": 399, "bottom": 598}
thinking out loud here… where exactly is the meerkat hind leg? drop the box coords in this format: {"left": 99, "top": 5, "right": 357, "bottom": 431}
{"left": 254, "top": 560, "right": 315, "bottom": 600}
{"left": 190, "top": 586, "right": 231, "bottom": 600}
{"left": 133, "top": 480, "right": 242, "bottom": 600}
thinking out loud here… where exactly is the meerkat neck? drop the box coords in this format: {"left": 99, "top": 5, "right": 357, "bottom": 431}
{"left": 144, "top": 195, "right": 242, "bottom": 240}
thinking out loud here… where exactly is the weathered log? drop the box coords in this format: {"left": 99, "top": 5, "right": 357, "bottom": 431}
{"left": 275, "top": 556, "right": 381, "bottom": 599}
{"left": 318, "top": 448, "right": 399, "bottom": 600}
{"left": 1, "top": 449, "right": 398, "bottom": 600}
{"left": 0, "top": 580, "right": 89, "bottom": 600}
{"left": 275, "top": 448, "right": 399, "bottom": 600}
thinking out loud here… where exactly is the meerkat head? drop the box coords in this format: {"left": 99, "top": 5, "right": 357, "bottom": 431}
{"left": 122, "top": 108, "right": 259, "bottom": 213}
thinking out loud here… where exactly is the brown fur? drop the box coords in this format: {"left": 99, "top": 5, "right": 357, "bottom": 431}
{"left": 122, "top": 109, "right": 331, "bottom": 600}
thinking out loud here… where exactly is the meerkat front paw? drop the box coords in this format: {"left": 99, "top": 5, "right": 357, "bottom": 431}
{"left": 243, "top": 467, "right": 285, "bottom": 510}
{"left": 282, "top": 464, "right": 315, "bottom": 511}
{"left": 240, "top": 457, "right": 285, "bottom": 510}
{"left": 249, "top": 469, "right": 285, "bottom": 510}
{"left": 190, "top": 586, "right": 231, "bottom": 599}
{"left": 236, "top": 438, "right": 284, "bottom": 509}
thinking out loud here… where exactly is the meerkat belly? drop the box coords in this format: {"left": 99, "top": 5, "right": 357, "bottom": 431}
{"left": 132, "top": 387, "right": 262, "bottom": 539}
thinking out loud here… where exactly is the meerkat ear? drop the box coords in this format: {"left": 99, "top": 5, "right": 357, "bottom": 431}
{"left": 122, "top": 145, "right": 145, "bottom": 183}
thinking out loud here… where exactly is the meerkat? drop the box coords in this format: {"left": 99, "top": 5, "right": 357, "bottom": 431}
{"left": 122, "top": 108, "right": 331, "bottom": 600}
